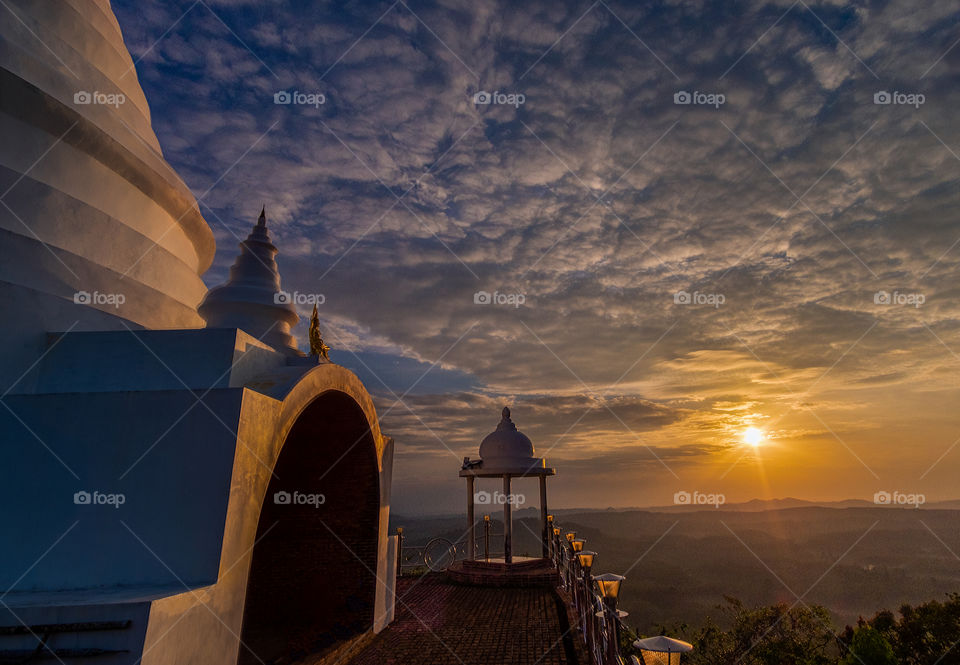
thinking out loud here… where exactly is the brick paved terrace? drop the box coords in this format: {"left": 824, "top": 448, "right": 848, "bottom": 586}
{"left": 341, "top": 574, "right": 589, "bottom": 665}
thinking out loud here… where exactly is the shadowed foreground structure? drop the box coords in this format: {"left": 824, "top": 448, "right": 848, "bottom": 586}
{"left": 343, "top": 575, "right": 587, "bottom": 665}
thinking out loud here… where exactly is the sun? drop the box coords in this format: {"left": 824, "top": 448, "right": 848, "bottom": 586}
{"left": 743, "top": 427, "right": 764, "bottom": 447}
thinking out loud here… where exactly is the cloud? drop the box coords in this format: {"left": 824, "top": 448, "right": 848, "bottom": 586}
{"left": 112, "top": 0, "right": 960, "bottom": 514}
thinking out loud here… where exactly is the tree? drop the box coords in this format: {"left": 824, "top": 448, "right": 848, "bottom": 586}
{"left": 841, "top": 625, "right": 895, "bottom": 665}
{"left": 679, "top": 598, "right": 836, "bottom": 665}
{"left": 643, "top": 593, "right": 960, "bottom": 665}
{"left": 880, "top": 594, "right": 960, "bottom": 665}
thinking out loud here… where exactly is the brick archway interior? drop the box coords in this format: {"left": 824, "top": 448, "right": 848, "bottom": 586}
{"left": 238, "top": 391, "right": 381, "bottom": 665}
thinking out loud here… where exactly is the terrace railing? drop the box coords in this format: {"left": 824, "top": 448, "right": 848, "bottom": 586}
{"left": 549, "top": 526, "right": 632, "bottom": 665}
{"left": 395, "top": 526, "right": 515, "bottom": 575}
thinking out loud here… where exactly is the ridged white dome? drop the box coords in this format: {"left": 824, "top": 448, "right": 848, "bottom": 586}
{"left": 0, "top": 0, "right": 215, "bottom": 385}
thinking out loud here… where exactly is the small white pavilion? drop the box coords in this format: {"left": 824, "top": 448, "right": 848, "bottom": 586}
{"left": 460, "top": 407, "right": 556, "bottom": 563}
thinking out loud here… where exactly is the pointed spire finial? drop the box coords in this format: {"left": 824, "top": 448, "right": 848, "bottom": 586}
{"left": 258, "top": 205, "right": 266, "bottom": 227}
{"left": 496, "top": 405, "right": 517, "bottom": 431}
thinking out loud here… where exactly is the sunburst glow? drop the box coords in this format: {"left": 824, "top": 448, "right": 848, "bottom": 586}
{"left": 743, "top": 427, "right": 764, "bottom": 447}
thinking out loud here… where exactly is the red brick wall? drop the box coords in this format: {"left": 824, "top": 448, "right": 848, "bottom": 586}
{"left": 238, "top": 391, "right": 381, "bottom": 665}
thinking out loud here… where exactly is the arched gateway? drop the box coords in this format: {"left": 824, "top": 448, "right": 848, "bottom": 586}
{"left": 237, "top": 386, "right": 386, "bottom": 664}
{"left": 140, "top": 361, "right": 395, "bottom": 665}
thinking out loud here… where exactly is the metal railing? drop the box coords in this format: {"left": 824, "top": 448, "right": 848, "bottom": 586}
{"left": 395, "top": 532, "right": 463, "bottom": 574}
{"left": 395, "top": 525, "right": 536, "bottom": 574}
{"left": 549, "top": 529, "right": 628, "bottom": 665}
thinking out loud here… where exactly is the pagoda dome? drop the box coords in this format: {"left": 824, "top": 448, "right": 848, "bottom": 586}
{"left": 198, "top": 207, "right": 299, "bottom": 353}
{"left": 479, "top": 407, "right": 539, "bottom": 467}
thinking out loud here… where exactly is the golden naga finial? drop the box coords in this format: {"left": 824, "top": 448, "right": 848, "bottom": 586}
{"left": 309, "top": 303, "right": 330, "bottom": 361}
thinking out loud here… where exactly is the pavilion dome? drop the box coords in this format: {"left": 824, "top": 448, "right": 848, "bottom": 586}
{"left": 479, "top": 407, "right": 538, "bottom": 467}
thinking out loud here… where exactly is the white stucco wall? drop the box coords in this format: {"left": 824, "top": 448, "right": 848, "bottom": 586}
{"left": 0, "top": 327, "right": 395, "bottom": 665}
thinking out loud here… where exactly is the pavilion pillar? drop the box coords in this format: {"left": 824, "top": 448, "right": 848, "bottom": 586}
{"left": 466, "top": 475, "right": 475, "bottom": 560}
{"left": 539, "top": 475, "right": 548, "bottom": 558}
{"left": 503, "top": 475, "right": 512, "bottom": 564}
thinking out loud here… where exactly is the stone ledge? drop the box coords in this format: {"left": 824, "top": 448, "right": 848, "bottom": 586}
{"left": 446, "top": 558, "right": 558, "bottom": 588}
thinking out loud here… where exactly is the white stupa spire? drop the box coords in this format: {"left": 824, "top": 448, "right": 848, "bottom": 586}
{"left": 198, "top": 207, "right": 300, "bottom": 353}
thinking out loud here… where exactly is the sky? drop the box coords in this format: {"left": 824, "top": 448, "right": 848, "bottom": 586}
{"left": 111, "top": 0, "right": 960, "bottom": 515}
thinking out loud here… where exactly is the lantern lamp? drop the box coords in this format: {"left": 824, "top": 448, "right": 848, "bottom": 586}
{"left": 594, "top": 573, "right": 625, "bottom": 600}
{"left": 576, "top": 550, "right": 596, "bottom": 569}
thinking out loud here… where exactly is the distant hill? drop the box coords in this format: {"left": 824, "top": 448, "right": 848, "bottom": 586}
{"left": 641, "top": 497, "right": 960, "bottom": 512}
{"left": 543, "top": 497, "right": 960, "bottom": 514}
{"left": 390, "top": 497, "right": 960, "bottom": 524}
{"left": 392, "top": 503, "right": 960, "bottom": 633}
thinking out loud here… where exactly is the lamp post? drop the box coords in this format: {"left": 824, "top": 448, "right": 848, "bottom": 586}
{"left": 396, "top": 527, "right": 404, "bottom": 576}
{"left": 551, "top": 525, "right": 561, "bottom": 565}
{"left": 565, "top": 532, "right": 577, "bottom": 562}
{"left": 594, "top": 573, "right": 626, "bottom": 664}
{"left": 570, "top": 539, "right": 585, "bottom": 610}
{"left": 483, "top": 514, "right": 491, "bottom": 561}
{"left": 546, "top": 515, "right": 554, "bottom": 558}
{"left": 466, "top": 474, "right": 475, "bottom": 560}
{"left": 562, "top": 532, "right": 576, "bottom": 589}
{"left": 576, "top": 550, "right": 597, "bottom": 649}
